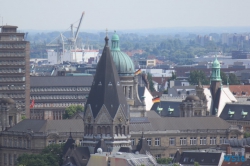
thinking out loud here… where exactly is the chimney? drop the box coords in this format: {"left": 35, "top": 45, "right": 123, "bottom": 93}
{"left": 226, "top": 145, "right": 231, "bottom": 155}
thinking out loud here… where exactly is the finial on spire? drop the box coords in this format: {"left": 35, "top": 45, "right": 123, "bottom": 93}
{"left": 105, "top": 28, "right": 109, "bottom": 45}
{"left": 106, "top": 28, "right": 108, "bottom": 36}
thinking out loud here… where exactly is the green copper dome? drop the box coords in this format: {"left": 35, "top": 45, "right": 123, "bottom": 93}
{"left": 111, "top": 32, "right": 135, "bottom": 75}
{"left": 212, "top": 56, "right": 220, "bottom": 68}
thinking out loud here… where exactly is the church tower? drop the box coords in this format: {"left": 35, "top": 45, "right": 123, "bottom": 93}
{"left": 83, "top": 36, "right": 131, "bottom": 153}
{"left": 210, "top": 55, "right": 221, "bottom": 115}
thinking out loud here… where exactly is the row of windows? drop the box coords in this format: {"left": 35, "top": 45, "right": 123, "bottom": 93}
{"left": 0, "top": 52, "right": 25, "bottom": 57}
{"left": 0, "top": 68, "right": 24, "bottom": 73}
{"left": 3, "top": 138, "right": 31, "bottom": 149}
{"left": 0, "top": 77, "right": 25, "bottom": 82}
{"left": 131, "top": 138, "right": 161, "bottom": 146}
{"left": 3, "top": 153, "right": 18, "bottom": 165}
{"left": 0, "top": 60, "right": 25, "bottom": 65}
{"left": 0, "top": 43, "right": 26, "bottom": 48}
{"left": 131, "top": 136, "right": 234, "bottom": 146}
{"left": 31, "top": 95, "right": 87, "bottom": 100}
{"left": 0, "top": 85, "right": 25, "bottom": 90}
{"left": 32, "top": 102, "right": 84, "bottom": 108}
{"left": 31, "top": 87, "right": 90, "bottom": 92}
{"left": 0, "top": 93, "right": 25, "bottom": 99}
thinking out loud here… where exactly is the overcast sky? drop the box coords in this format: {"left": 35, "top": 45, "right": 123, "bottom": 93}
{"left": 0, "top": 0, "right": 249, "bottom": 31}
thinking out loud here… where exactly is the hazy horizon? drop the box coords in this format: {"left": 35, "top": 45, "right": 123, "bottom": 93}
{"left": 1, "top": 0, "right": 250, "bottom": 33}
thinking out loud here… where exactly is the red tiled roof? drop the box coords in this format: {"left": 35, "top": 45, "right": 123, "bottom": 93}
{"left": 229, "top": 85, "right": 250, "bottom": 96}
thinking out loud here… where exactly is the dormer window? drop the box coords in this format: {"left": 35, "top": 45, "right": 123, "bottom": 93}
{"left": 228, "top": 109, "right": 235, "bottom": 117}
{"left": 242, "top": 110, "right": 248, "bottom": 118}
{"left": 168, "top": 106, "right": 174, "bottom": 114}
{"left": 98, "top": 82, "right": 102, "bottom": 86}
{"left": 108, "top": 82, "right": 112, "bottom": 86}
{"left": 117, "top": 82, "right": 120, "bottom": 86}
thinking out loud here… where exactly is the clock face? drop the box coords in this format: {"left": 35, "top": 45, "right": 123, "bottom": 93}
{"left": 118, "top": 117, "right": 123, "bottom": 122}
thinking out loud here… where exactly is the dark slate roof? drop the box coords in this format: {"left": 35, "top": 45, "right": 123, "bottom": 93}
{"left": 178, "top": 152, "right": 222, "bottom": 165}
{"left": 30, "top": 76, "right": 93, "bottom": 87}
{"left": 172, "top": 150, "right": 181, "bottom": 163}
{"left": 130, "top": 117, "right": 231, "bottom": 132}
{"left": 220, "top": 103, "right": 250, "bottom": 121}
{"left": 150, "top": 101, "right": 181, "bottom": 117}
{"left": 7, "top": 119, "right": 84, "bottom": 132}
{"left": 84, "top": 36, "right": 128, "bottom": 119}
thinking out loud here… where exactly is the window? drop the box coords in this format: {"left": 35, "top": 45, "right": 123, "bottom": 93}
{"left": 180, "top": 137, "right": 187, "bottom": 145}
{"left": 131, "top": 139, "right": 135, "bottom": 146}
{"left": 79, "top": 140, "right": 83, "bottom": 146}
{"left": 220, "top": 137, "right": 226, "bottom": 144}
{"left": 4, "top": 153, "right": 7, "bottom": 164}
{"left": 184, "top": 157, "right": 189, "bottom": 162}
{"left": 230, "top": 136, "right": 237, "bottom": 139}
{"left": 200, "top": 137, "right": 207, "bottom": 145}
{"left": 9, "top": 154, "right": 12, "bottom": 165}
{"left": 210, "top": 137, "right": 216, "bottom": 145}
{"left": 169, "top": 154, "right": 174, "bottom": 159}
{"left": 190, "top": 137, "right": 197, "bottom": 145}
{"left": 169, "top": 138, "right": 175, "bottom": 146}
{"left": 155, "top": 138, "right": 160, "bottom": 146}
{"left": 147, "top": 138, "right": 152, "bottom": 146}
{"left": 155, "top": 154, "right": 161, "bottom": 159}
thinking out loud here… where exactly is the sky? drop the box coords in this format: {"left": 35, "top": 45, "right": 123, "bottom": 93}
{"left": 0, "top": 0, "right": 250, "bottom": 32}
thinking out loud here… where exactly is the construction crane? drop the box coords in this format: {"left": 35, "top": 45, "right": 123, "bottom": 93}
{"left": 46, "top": 12, "right": 85, "bottom": 64}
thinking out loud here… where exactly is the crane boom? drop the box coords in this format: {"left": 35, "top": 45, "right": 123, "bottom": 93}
{"left": 74, "top": 12, "right": 85, "bottom": 41}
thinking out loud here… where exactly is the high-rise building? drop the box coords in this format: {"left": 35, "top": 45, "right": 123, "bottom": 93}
{"left": 0, "top": 25, "right": 30, "bottom": 117}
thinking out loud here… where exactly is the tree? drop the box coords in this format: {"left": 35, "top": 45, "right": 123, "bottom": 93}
{"left": 194, "top": 162, "right": 200, "bottom": 166}
{"left": 221, "top": 71, "right": 228, "bottom": 85}
{"left": 17, "top": 144, "right": 63, "bottom": 166}
{"left": 156, "top": 158, "right": 172, "bottom": 164}
{"left": 188, "top": 70, "right": 209, "bottom": 85}
{"left": 63, "top": 105, "right": 84, "bottom": 119}
{"left": 147, "top": 73, "right": 155, "bottom": 92}
{"left": 244, "top": 132, "right": 250, "bottom": 138}
{"left": 228, "top": 73, "right": 240, "bottom": 85}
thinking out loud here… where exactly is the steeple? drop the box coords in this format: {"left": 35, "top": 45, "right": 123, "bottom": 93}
{"left": 84, "top": 35, "right": 128, "bottom": 119}
{"left": 83, "top": 35, "right": 131, "bottom": 153}
{"left": 211, "top": 55, "right": 221, "bottom": 81}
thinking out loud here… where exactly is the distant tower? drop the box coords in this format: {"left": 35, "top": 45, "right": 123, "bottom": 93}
{"left": 83, "top": 36, "right": 131, "bottom": 153}
{"left": 210, "top": 55, "right": 221, "bottom": 115}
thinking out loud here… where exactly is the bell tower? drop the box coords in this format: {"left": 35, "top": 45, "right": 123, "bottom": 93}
{"left": 83, "top": 36, "right": 131, "bottom": 153}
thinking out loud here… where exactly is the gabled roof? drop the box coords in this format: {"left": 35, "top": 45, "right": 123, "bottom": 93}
{"left": 84, "top": 36, "right": 128, "bottom": 119}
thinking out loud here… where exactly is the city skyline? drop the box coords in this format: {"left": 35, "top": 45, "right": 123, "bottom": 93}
{"left": 0, "top": 0, "right": 250, "bottom": 32}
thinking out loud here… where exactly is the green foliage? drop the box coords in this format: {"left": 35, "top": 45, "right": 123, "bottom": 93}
{"left": 194, "top": 162, "right": 200, "bottom": 166}
{"left": 244, "top": 132, "right": 250, "bottom": 138}
{"left": 147, "top": 73, "right": 155, "bottom": 92}
{"left": 156, "top": 158, "right": 172, "bottom": 164}
{"left": 17, "top": 144, "right": 63, "bottom": 166}
{"left": 221, "top": 71, "right": 240, "bottom": 85}
{"left": 63, "top": 105, "right": 84, "bottom": 119}
{"left": 188, "top": 70, "right": 209, "bottom": 85}
{"left": 21, "top": 115, "right": 26, "bottom": 120}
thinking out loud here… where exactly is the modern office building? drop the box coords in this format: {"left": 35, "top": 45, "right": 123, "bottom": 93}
{"left": 0, "top": 25, "right": 30, "bottom": 117}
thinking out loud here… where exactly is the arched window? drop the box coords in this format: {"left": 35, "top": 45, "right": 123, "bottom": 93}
{"left": 123, "top": 126, "right": 126, "bottom": 135}
{"left": 106, "top": 126, "right": 110, "bottom": 135}
{"left": 120, "top": 126, "right": 122, "bottom": 135}
{"left": 97, "top": 126, "right": 101, "bottom": 134}
{"left": 101, "top": 126, "right": 106, "bottom": 135}
{"left": 85, "top": 126, "right": 88, "bottom": 135}
{"left": 115, "top": 126, "right": 118, "bottom": 135}
{"left": 90, "top": 126, "right": 93, "bottom": 135}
